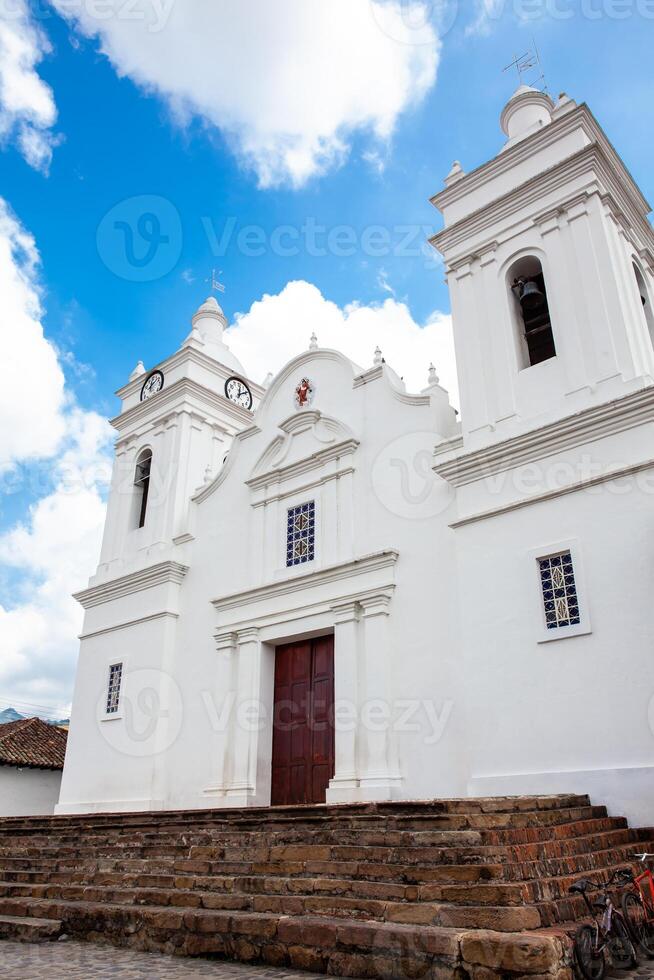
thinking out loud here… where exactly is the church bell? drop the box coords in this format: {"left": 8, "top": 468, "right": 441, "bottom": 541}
{"left": 514, "top": 277, "right": 545, "bottom": 315}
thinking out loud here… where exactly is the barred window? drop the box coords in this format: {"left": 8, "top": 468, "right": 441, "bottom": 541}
{"left": 106, "top": 663, "right": 123, "bottom": 714}
{"left": 538, "top": 552, "right": 580, "bottom": 630}
{"left": 286, "top": 501, "right": 315, "bottom": 567}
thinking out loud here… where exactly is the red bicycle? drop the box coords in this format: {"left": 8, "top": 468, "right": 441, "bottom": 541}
{"left": 569, "top": 870, "right": 637, "bottom": 980}
{"left": 622, "top": 853, "right": 654, "bottom": 958}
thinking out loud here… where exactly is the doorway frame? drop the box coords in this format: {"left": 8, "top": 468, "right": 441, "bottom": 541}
{"left": 207, "top": 550, "right": 401, "bottom": 807}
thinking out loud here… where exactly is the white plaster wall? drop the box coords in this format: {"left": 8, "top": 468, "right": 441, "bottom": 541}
{"left": 0, "top": 767, "right": 62, "bottom": 816}
{"left": 455, "top": 473, "right": 654, "bottom": 824}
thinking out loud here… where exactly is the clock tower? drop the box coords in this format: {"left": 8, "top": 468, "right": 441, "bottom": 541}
{"left": 93, "top": 297, "right": 263, "bottom": 585}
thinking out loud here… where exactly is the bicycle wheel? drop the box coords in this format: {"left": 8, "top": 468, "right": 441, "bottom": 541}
{"left": 608, "top": 914, "right": 638, "bottom": 970}
{"left": 623, "top": 890, "right": 654, "bottom": 958}
{"left": 574, "top": 924, "right": 606, "bottom": 980}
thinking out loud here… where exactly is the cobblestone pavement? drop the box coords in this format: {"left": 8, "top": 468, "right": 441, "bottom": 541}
{"left": 4, "top": 940, "right": 654, "bottom": 980}
{"left": 0, "top": 940, "right": 325, "bottom": 980}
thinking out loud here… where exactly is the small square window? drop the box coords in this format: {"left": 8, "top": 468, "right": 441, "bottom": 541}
{"left": 538, "top": 552, "right": 581, "bottom": 630}
{"left": 286, "top": 501, "right": 315, "bottom": 568}
{"left": 106, "top": 663, "right": 123, "bottom": 714}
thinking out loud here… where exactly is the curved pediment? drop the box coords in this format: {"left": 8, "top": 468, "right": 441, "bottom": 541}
{"left": 248, "top": 410, "right": 359, "bottom": 490}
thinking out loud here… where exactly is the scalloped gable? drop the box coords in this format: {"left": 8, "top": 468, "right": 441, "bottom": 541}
{"left": 251, "top": 347, "right": 361, "bottom": 426}
{"left": 248, "top": 409, "right": 359, "bottom": 489}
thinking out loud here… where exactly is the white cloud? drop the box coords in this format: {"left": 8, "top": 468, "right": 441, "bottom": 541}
{"left": 0, "top": 198, "right": 68, "bottom": 470}
{"left": 51, "top": 0, "right": 440, "bottom": 187}
{"left": 0, "top": 0, "right": 58, "bottom": 172}
{"left": 0, "top": 198, "right": 113, "bottom": 714}
{"left": 227, "top": 279, "right": 459, "bottom": 407}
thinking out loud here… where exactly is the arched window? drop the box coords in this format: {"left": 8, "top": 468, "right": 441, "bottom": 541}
{"left": 509, "top": 256, "right": 556, "bottom": 368}
{"left": 633, "top": 262, "right": 654, "bottom": 345}
{"left": 134, "top": 449, "right": 152, "bottom": 528}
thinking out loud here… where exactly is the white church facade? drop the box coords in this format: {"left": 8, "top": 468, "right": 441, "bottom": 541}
{"left": 58, "top": 87, "right": 654, "bottom": 826}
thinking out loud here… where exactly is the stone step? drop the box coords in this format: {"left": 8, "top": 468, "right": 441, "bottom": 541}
{"left": 0, "top": 815, "right": 628, "bottom": 869}
{"left": 0, "top": 898, "right": 565, "bottom": 977}
{"left": 2, "top": 835, "right": 650, "bottom": 896}
{"left": 0, "top": 794, "right": 591, "bottom": 834}
{"left": 0, "top": 794, "right": 640, "bottom": 976}
{"left": 0, "top": 801, "right": 604, "bottom": 846}
{"left": 0, "top": 912, "right": 62, "bottom": 942}
{"left": 0, "top": 891, "right": 549, "bottom": 934}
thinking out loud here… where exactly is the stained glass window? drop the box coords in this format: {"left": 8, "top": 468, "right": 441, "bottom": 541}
{"left": 538, "top": 552, "right": 580, "bottom": 630}
{"left": 286, "top": 501, "right": 315, "bottom": 567}
{"left": 106, "top": 663, "right": 123, "bottom": 714}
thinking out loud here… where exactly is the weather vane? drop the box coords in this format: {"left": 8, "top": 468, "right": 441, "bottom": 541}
{"left": 206, "top": 268, "right": 226, "bottom": 294}
{"left": 503, "top": 40, "right": 547, "bottom": 92}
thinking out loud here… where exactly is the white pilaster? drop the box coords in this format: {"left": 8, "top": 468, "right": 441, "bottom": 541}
{"left": 358, "top": 592, "right": 402, "bottom": 800}
{"left": 326, "top": 601, "right": 360, "bottom": 803}
{"left": 226, "top": 626, "right": 262, "bottom": 806}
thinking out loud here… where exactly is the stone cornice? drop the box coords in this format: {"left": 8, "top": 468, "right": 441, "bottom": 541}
{"left": 74, "top": 561, "right": 189, "bottom": 609}
{"left": 116, "top": 345, "right": 265, "bottom": 402}
{"left": 450, "top": 455, "right": 654, "bottom": 529}
{"left": 431, "top": 103, "right": 650, "bottom": 219}
{"left": 431, "top": 144, "right": 653, "bottom": 264}
{"left": 246, "top": 439, "right": 359, "bottom": 494}
{"left": 112, "top": 376, "right": 253, "bottom": 436}
{"left": 79, "top": 610, "right": 179, "bottom": 639}
{"left": 433, "top": 384, "right": 654, "bottom": 487}
{"left": 211, "top": 550, "right": 399, "bottom": 613}
{"left": 432, "top": 144, "right": 653, "bottom": 265}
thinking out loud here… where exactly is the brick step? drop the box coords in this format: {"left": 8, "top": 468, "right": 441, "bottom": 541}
{"left": 0, "top": 896, "right": 569, "bottom": 977}
{"left": 0, "top": 794, "right": 591, "bottom": 834}
{"left": 0, "top": 891, "right": 550, "bottom": 933}
{"left": 0, "top": 802, "right": 606, "bottom": 845}
{"left": 0, "top": 853, "right": 639, "bottom": 928}
{"left": 0, "top": 815, "right": 628, "bottom": 870}
{"left": 0, "top": 912, "right": 62, "bottom": 942}
{"left": 0, "top": 829, "right": 646, "bottom": 895}
{"left": 3, "top": 834, "right": 650, "bottom": 897}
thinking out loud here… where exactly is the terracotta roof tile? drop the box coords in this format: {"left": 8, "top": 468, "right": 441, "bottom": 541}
{"left": 0, "top": 717, "right": 67, "bottom": 770}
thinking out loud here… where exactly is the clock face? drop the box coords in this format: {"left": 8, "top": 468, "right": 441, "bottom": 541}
{"left": 140, "top": 370, "right": 164, "bottom": 402}
{"left": 224, "top": 376, "right": 253, "bottom": 410}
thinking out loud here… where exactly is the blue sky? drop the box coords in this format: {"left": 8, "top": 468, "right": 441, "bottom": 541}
{"left": 0, "top": 0, "right": 652, "bottom": 715}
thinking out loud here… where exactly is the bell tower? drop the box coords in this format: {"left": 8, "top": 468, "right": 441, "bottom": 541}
{"left": 93, "top": 298, "right": 264, "bottom": 584}
{"left": 431, "top": 86, "right": 654, "bottom": 450}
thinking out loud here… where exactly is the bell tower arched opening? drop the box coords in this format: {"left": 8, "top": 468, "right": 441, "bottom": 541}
{"left": 508, "top": 256, "right": 556, "bottom": 369}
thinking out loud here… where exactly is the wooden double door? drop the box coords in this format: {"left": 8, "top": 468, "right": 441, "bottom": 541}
{"left": 271, "top": 636, "right": 335, "bottom": 806}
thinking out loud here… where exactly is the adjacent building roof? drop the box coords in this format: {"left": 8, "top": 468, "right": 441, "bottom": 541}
{"left": 0, "top": 717, "right": 67, "bottom": 770}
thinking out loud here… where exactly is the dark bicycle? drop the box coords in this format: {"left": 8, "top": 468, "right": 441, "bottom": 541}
{"left": 569, "top": 870, "right": 637, "bottom": 980}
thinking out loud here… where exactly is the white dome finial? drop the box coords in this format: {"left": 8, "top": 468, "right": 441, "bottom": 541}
{"left": 500, "top": 86, "right": 554, "bottom": 145}
{"left": 309, "top": 332, "right": 318, "bottom": 350}
{"left": 373, "top": 346, "right": 383, "bottom": 367}
{"left": 427, "top": 363, "right": 439, "bottom": 386}
{"left": 192, "top": 295, "right": 227, "bottom": 328}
